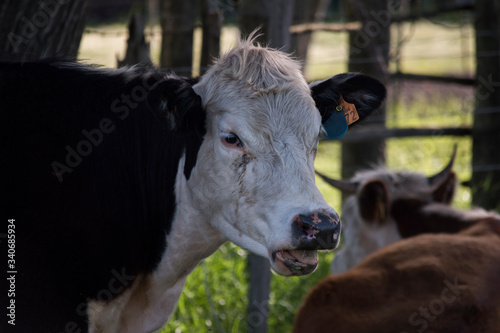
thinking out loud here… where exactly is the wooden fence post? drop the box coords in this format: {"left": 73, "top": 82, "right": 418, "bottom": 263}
{"left": 290, "top": 0, "right": 323, "bottom": 70}
{"left": 246, "top": 254, "right": 272, "bottom": 333}
{"left": 200, "top": 0, "right": 222, "bottom": 74}
{"left": 117, "top": 13, "right": 152, "bottom": 67}
{"left": 472, "top": 0, "right": 500, "bottom": 211}
{"left": 341, "top": 0, "right": 390, "bottom": 185}
{"left": 159, "top": 0, "right": 198, "bottom": 76}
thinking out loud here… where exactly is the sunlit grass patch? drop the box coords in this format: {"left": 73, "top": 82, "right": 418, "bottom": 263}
{"left": 393, "top": 21, "right": 475, "bottom": 76}
{"left": 162, "top": 243, "right": 248, "bottom": 332}
{"left": 387, "top": 136, "right": 472, "bottom": 210}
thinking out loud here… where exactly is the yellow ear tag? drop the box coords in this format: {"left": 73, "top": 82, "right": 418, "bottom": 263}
{"left": 338, "top": 95, "right": 359, "bottom": 125}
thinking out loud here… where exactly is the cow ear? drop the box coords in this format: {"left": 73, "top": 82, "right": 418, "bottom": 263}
{"left": 432, "top": 171, "right": 457, "bottom": 204}
{"left": 310, "top": 73, "right": 386, "bottom": 139}
{"left": 148, "top": 78, "right": 205, "bottom": 133}
{"left": 358, "top": 179, "right": 389, "bottom": 224}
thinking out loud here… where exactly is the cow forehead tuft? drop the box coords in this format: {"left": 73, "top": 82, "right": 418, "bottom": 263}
{"left": 194, "top": 39, "right": 319, "bottom": 142}
{"left": 196, "top": 38, "right": 309, "bottom": 103}
{"left": 218, "top": 46, "right": 304, "bottom": 92}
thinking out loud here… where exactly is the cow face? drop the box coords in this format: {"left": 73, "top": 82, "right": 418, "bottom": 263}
{"left": 318, "top": 146, "right": 458, "bottom": 273}
{"left": 186, "top": 39, "right": 385, "bottom": 276}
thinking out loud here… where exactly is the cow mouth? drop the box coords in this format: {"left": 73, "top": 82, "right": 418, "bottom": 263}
{"left": 269, "top": 249, "right": 318, "bottom": 276}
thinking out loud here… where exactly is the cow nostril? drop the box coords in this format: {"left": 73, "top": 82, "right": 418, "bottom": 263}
{"left": 292, "top": 210, "right": 341, "bottom": 250}
{"left": 296, "top": 218, "right": 319, "bottom": 239}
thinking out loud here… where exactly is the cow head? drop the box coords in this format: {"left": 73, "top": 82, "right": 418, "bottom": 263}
{"left": 317, "top": 146, "right": 458, "bottom": 273}
{"left": 177, "top": 38, "right": 386, "bottom": 276}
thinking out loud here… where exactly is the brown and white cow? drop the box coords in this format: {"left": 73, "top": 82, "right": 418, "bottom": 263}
{"left": 316, "top": 147, "right": 458, "bottom": 273}
{"left": 293, "top": 200, "right": 500, "bottom": 333}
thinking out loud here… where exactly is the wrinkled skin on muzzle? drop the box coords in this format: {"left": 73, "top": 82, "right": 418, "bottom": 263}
{"left": 292, "top": 210, "right": 341, "bottom": 250}
{"left": 269, "top": 210, "right": 341, "bottom": 276}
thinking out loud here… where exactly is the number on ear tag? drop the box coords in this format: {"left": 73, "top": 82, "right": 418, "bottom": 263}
{"left": 338, "top": 95, "right": 359, "bottom": 125}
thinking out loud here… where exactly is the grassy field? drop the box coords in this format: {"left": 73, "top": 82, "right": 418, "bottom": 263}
{"left": 79, "top": 21, "right": 474, "bottom": 333}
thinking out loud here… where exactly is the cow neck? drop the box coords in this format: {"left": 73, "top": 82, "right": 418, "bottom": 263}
{"left": 107, "top": 157, "right": 227, "bottom": 332}
{"left": 118, "top": 85, "right": 204, "bottom": 274}
{"left": 152, "top": 154, "right": 226, "bottom": 288}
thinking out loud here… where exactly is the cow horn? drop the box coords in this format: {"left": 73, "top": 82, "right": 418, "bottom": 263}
{"left": 427, "top": 144, "right": 458, "bottom": 188}
{"left": 315, "top": 170, "right": 359, "bottom": 193}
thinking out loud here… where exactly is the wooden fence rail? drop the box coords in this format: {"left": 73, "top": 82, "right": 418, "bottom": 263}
{"left": 390, "top": 72, "right": 475, "bottom": 86}
{"left": 332, "top": 126, "right": 472, "bottom": 143}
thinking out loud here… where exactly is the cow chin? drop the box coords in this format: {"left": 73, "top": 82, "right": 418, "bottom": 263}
{"left": 268, "top": 249, "right": 319, "bottom": 276}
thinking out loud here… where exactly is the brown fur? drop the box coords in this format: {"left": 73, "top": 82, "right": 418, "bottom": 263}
{"left": 294, "top": 205, "right": 500, "bottom": 333}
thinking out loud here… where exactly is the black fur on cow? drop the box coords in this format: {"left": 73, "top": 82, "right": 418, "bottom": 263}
{"left": 0, "top": 61, "right": 204, "bottom": 331}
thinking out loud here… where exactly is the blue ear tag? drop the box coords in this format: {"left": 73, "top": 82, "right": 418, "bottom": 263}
{"left": 321, "top": 105, "right": 348, "bottom": 139}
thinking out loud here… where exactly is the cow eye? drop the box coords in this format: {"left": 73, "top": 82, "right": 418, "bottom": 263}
{"left": 221, "top": 131, "right": 244, "bottom": 149}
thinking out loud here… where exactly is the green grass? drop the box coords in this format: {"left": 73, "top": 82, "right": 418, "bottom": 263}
{"left": 79, "top": 21, "right": 475, "bottom": 333}
{"left": 165, "top": 243, "right": 249, "bottom": 333}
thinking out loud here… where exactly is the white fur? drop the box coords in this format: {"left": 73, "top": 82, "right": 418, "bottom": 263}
{"left": 191, "top": 39, "right": 333, "bottom": 256}
{"left": 89, "top": 39, "right": 338, "bottom": 332}
{"left": 331, "top": 196, "right": 402, "bottom": 274}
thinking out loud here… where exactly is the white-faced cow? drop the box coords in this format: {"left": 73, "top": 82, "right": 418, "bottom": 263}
{"left": 0, "top": 37, "right": 385, "bottom": 332}
{"left": 316, "top": 147, "right": 458, "bottom": 274}
{"left": 293, "top": 200, "right": 500, "bottom": 333}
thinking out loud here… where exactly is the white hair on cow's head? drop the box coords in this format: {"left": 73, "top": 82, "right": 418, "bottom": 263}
{"left": 194, "top": 33, "right": 320, "bottom": 154}
{"left": 199, "top": 32, "right": 306, "bottom": 97}
{"left": 188, "top": 33, "right": 336, "bottom": 273}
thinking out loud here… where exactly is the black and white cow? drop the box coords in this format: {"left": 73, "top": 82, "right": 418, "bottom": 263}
{"left": 0, "top": 37, "right": 385, "bottom": 332}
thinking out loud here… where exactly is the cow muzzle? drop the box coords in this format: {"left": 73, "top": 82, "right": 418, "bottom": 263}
{"left": 269, "top": 209, "right": 341, "bottom": 276}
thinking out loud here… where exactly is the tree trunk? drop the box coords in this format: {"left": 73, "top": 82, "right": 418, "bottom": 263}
{"left": 200, "top": 0, "right": 222, "bottom": 74}
{"left": 341, "top": 0, "right": 390, "bottom": 186}
{"left": 0, "top": 0, "right": 89, "bottom": 60}
{"left": 239, "top": 2, "right": 294, "bottom": 332}
{"left": 159, "top": 0, "right": 198, "bottom": 76}
{"left": 117, "top": 13, "right": 152, "bottom": 67}
{"left": 472, "top": 0, "right": 500, "bottom": 211}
